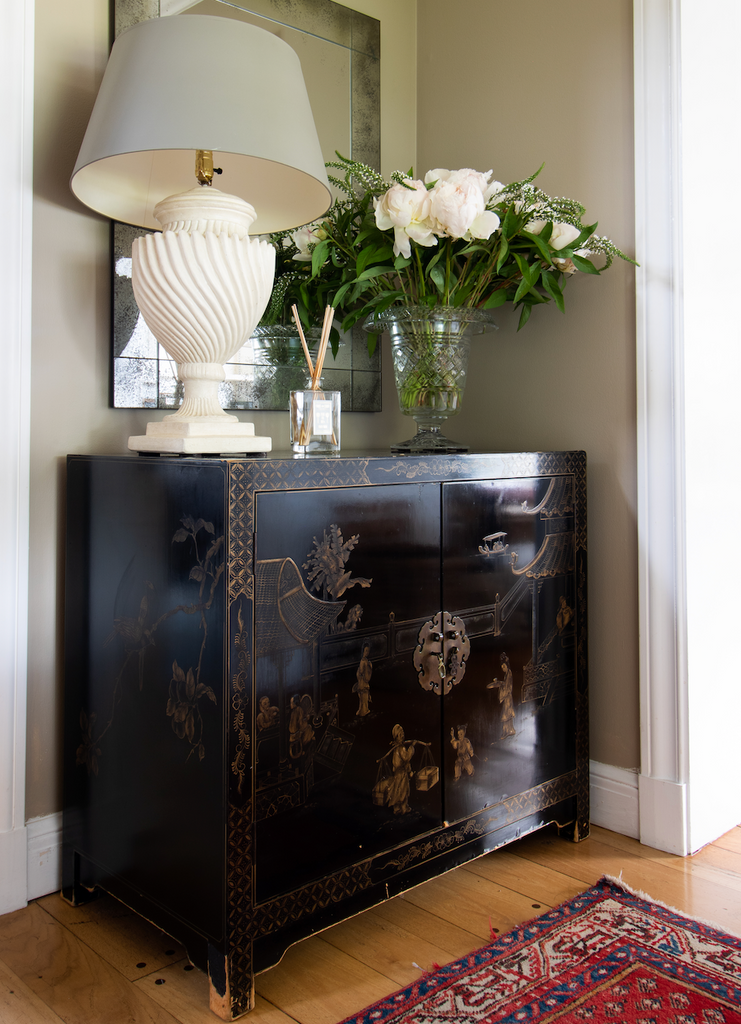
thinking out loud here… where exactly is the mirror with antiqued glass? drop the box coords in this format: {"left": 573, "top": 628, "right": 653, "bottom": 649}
{"left": 112, "top": 0, "right": 381, "bottom": 413}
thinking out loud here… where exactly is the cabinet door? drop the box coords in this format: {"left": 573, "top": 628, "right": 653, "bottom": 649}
{"left": 253, "top": 482, "right": 443, "bottom": 903}
{"left": 440, "top": 476, "right": 578, "bottom": 824}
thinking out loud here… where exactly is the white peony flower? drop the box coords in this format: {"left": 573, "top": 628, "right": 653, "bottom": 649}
{"left": 428, "top": 173, "right": 500, "bottom": 240}
{"left": 374, "top": 179, "right": 437, "bottom": 258}
{"left": 290, "top": 222, "right": 328, "bottom": 262}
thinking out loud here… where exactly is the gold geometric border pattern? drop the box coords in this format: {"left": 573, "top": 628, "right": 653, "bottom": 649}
{"left": 227, "top": 464, "right": 255, "bottom": 604}
{"left": 226, "top": 799, "right": 256, "bottom": 1018}
{"left": 254, "top": 861, "right": 374, "bottom": 935}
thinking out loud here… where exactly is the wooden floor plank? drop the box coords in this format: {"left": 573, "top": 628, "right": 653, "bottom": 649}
{"left": 0, "top": 957, "right": 67, "bottom": 1024}
{"left": 135, "top": 960, "right": 295, "bottom": 1024}
{"left": 511, "top": 829, "right": 741, "bottom": 933}
{"left": 364, "top": 893, "right": 482, "bottom": 960}
{"left": 37, "top": 891, "right": 186, "bottom": 981}
{"left": 462, "top": 845, "right": 590, "bottom": 907}
{"left": 713, "top": 826, "right": 741, "bottom": 855}
{"left": 399, "top": 863, "right": 558, "bottom": 938}
{"left": 318, "top": 905, "right": 459, "bottom": 985}
{"left": 591, "top": 824, "right": 741, "bottom": 895}
{"left": 0, "top": 902, "right": 180, "bottom": 1024}
{"left": 255, "top": 935, "right": 397, "bottom": 1024}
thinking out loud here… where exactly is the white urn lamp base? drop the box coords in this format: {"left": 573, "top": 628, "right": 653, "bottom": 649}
{"left": 127, "top": 187, "right": 276, "bottom": 457}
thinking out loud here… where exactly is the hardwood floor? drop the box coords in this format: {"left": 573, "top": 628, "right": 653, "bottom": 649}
{"left": 1, "top": 823, "right": 739, "bottom": 1024}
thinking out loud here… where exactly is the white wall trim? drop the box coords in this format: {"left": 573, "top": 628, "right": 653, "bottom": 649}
{"left": 589, "top": 761, "right": 639, "bottom": 840}
{"left": 0, "top": 0, "right": 34, "bottom": 914}
{"left": 27, "top": 812, "right": 63, "bottom": 901}
{"left": 638, "top": 774, "right": 688, "bottom": 855}
{"left": 633, "top": 0, "right": 690, "bottom": 856}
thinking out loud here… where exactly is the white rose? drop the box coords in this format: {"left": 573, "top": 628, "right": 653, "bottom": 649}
{"left": 526, "top": 219, "right": 581, "bottom": 251}
{"left": 290, "top": 222, "right": 328, "bottom": 262}
{"left": 374, "top": 179, "right": 437, "bottom": 258}
{"left": 429, "top": 176, "right": 500, "bottom": 240}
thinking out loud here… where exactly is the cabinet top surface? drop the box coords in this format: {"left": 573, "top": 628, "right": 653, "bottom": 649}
{"left": 69, "top": 449, "right": 585, "bottom": 464}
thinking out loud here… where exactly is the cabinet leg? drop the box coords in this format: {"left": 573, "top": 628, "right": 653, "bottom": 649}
{"left": 60, "top": 847, "right": 99, "bottom": 907}
{"left": 208, "top": 945, "right": 255, "bottom": 1020}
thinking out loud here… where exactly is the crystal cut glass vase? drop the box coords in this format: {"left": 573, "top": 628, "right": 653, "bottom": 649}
{"left": 364, "top": 306, "right": 497, "bottom": 453}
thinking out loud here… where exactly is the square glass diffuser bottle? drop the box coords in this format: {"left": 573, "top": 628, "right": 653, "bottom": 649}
{"left": 290, "top": 388, "right": 341, "bottom": 454}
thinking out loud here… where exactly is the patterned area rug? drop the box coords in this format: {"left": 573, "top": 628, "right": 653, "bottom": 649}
{"left": 341, "top": 877, "right": 741, "bottom": 1023}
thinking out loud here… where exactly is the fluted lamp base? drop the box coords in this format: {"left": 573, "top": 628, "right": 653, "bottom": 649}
{"left": 127, "top": 187, "right": 276, "bottom": 455}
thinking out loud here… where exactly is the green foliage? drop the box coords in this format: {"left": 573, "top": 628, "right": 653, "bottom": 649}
{"left": 263, "top": 155, "right": 637, "bottom": 350}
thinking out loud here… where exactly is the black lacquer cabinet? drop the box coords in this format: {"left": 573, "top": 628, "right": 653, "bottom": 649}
{"left": 63, "top": 451, "right": 588, "bottom": 1019}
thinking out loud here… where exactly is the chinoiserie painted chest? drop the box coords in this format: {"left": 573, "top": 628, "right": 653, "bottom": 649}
{"left": 63, "top": 450, "right": 589, "bottom": 1019}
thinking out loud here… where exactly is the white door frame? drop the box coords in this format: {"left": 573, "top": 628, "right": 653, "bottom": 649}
{"left": 0, "top": 0, "right": 33, "bottom": 912}
{"left": 633, "top": 0, "right": 690, "bottom": 854}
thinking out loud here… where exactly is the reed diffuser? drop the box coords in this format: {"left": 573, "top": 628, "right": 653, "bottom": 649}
{"left": 289, "top": 305, "right": 341, "bottom": 453}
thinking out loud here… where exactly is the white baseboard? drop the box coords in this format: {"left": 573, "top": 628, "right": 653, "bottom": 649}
{"left": 589, "top": 760, "right": 640, "bottom": 839}
{"left": 26, "top": 812, "right": 63, "bottom": 901}
{"left": 0, "top": 826, "right": 28, "bottom": 914}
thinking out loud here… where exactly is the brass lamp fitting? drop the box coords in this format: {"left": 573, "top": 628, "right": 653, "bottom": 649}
{"left": 195, "top": 149, "right": 222, "bottom": 186}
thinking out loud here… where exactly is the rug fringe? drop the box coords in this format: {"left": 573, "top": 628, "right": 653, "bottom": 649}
{"left": 412, "top": 961, "right": 442, "bottom": 975}
{"left": 600, "top": 873, "right": 741, "bottom": 940}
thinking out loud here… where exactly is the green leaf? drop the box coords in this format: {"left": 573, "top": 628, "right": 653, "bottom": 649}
{"left": 570, "top": 253, "right": 601, "bottom": 275}
{"left": 367, "top": 289, "right": 404, "bottom": 310}
{"left": 329, "top": 325, "right": 340, "bottom": 358}
{"left": 502, "top": 207, "right": 520, "bottom": 238}
{"left": 521, "top": 230, "right": 554, "bottom": 265}
{"left": 482, "top": 290, "right": 508, "bottom": 309}
{"left": 425, "top": 249, "right": 444, "bottom": 273}
{"left": 513, "top": 253, "right": 540, "bottom": 288}
{"left": 572, "top": 221, "right": 598, "bottom": 250}
{"left": 496, "top": 237, "right": 510, "bottom": 273}
{"left": 356, "top": 265, "right": 395, "bottom": 282}
{"left": 429, "top": 263, "right": 446, "bottom": 295}
{"left": 457, "top": 243, "right": 488, "bottom": 257}
{"left": 332, "top": 281, "right": 355, "bottom": 307}
{"left": 513, "top": 278, "right": 532, "bottom": 304}
{"left": 355, "top": 245, "right": 378, "bottom": 278}
{"left": 540, "top": 270, "right": 565, "bottom": 312}
{"left": 517, "top": 302, "right": 534, "bottom": 330}
{"left": 311, "top": 240, "right": 329, "bottom": 278}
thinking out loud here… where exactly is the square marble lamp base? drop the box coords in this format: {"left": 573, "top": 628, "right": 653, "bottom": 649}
{"left": 128, "top": 419, "right": 272, "bottom": 455}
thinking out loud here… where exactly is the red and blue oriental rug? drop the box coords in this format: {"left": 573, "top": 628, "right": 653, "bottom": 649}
{"left": 340, "top": 877, "right": 741, "bottom": 1023}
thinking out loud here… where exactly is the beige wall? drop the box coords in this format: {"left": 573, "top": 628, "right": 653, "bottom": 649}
{"left": 27, "top": 0, "right": 637, "bottom": 820}
{"left": 417, "top": 0, "right": 639, "bottom": 769}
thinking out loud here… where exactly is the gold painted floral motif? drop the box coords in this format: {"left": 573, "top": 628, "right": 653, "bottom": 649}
{"left": 231, "top": 603, "right": 251, "bottom": 793}
{"left": 78, "top": 513, "right": 224, "bottom": 773}
{"left": 166, "top": 660, "right": 216, "bottom": 760}
{"left": 303, "top": 524, "right": 372, "bottom": 631}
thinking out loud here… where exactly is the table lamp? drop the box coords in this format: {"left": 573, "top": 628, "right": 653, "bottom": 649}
{"left": 71, "top": 14, "right": 331, "bottom": 454}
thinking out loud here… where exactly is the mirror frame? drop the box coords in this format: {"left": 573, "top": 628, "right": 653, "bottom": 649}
{"left": 111, "top": 0, "right": 381, "bottom": 414}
